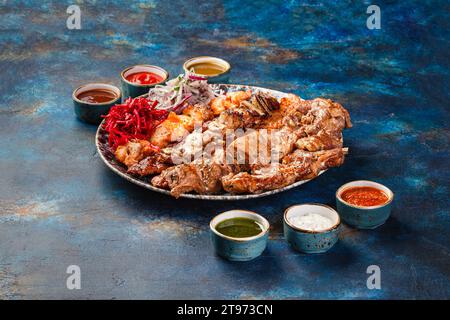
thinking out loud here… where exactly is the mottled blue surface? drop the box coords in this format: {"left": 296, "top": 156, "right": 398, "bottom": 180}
{"left": 0, "top": 0, "right": 449, "bottom": 299}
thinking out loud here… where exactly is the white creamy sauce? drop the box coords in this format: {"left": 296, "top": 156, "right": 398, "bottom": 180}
{"left": 289, "top": 213, "right": 334, "bottom": 231}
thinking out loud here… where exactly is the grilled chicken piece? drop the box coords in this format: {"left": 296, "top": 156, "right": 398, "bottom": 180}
{"left": 182, "top": 104, "right": 215, "bottom": 125}
{"left": 282, "top": 148, "right": 346, "bottom": 174}
{"left": 222, "top": 148, "right": 346, "bottom": 194}
{"left": 117, "top": 104, "right": 214, "bottom": 171}
{"left": 115, "top": 139, "right": 156, "bottom": 167}
{"left": 127, "top": 154, "right": 171, "bottom": 176}
{"left": 228, "top": 90, "right": 252, "bottom": 105}
{"left": 272, "top": 96, "right": 352, "bottom": 135}
{"left": 222, "top": 161, "right": 314, "bottom": 194}
{"left": 293, "top": 98, "right": 351, "bottom": 151}
{"left": 295, "top": 129, "right": 343, "bottom": 152}
{"left": 300, "top": 98, "right": 352, "bottom": 135}
{"left": 258, "top": 94, "right": 314, "bottom": 130}
{"left": 150, "top": 104, "right": 214, "bottom": 149}
{"left": 217, "top": 105, "right": 267, "bottom": 129}
{"left": 149, "top": 112, "right": 193, "bottom": 148}
{"left": 226, "top": 127, "right": 299, "bottom": 165}
{"left": 279, "top": 94, "right": 311, "bottom": 114}
{"left": 209, "top": 90, "right": 252, "bottom": 115}
{"left": 210, "top": 97, "right": 231, "bottom": 116}
{"left": 163, "top": 95, "right": 278, "bottom": 165}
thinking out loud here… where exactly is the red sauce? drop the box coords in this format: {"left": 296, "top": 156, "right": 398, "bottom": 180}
{"left": 77, "top": 89, "right": 117, "bottom": 104}
{"left": 125, "top": 72, "right": 164, "bottom": 85}
{"left": 341, "top": 186, "right": 389, "bottom": 207}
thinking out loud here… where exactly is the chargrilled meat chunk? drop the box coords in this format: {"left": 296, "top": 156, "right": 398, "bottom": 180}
{"left": 282, "top": 148, "right": 346, "bottom": 175}
{"left": 209, "top": 90, "right": 252, "bottom": 115}
{"left": 300, "top": 98, "right": 352, "bottom": 135}
{"left": 127, "top": 154, "right": 171, "bottom": 176}
{"left": 222, "top": 148, "right": 346, "bottom": 194}
{"left": 293, "top": 98, "right": 351, "bottom": 151}
{"left": 114, "top": 139, "right": 156, "bottom": 167}
{"left": 161, "top": 96, "right": 279, "bottom": 165}
{"left": 222, "top": 161, "right": 314, "bottom": 194}
{"left": 150, "top": 104, "right": 215, "bottom": 148}
{"left": 226, "top": 127, "right": 300, "bottom": 165}
{"left": 151, "top": 161, "right": 227, "bottom": 198}
{"left": 295, "top": 129, "right": 343, "bottom": 152}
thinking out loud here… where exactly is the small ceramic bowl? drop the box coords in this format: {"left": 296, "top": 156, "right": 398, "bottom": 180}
{"left": 72, "top": 83, "right": 121, "bottom": 124}
{"left": 120, "top": 65, "right": 169, "bottom": 99}
{"left": 284, "top": 204, "right": 341, "bottom": 254}
{"left": 183, "top": 56, "right": 231, "bottom": 83}
{"left": 210, "top": 210, "right": 269, "bottom": 262}
{"left": 336, "top": 180, "right": 394, "bottom": 229}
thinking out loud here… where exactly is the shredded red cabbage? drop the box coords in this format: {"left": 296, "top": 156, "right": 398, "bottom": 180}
{"left": 102, "top": 97, "right": 168, "bottom": 150}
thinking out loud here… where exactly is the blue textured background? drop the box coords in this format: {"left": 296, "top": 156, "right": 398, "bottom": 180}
{"left": 0, "top": 0, "right": 449, "bottom": 299}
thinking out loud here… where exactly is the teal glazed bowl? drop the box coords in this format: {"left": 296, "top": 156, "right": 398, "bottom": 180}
{"left": 72, "top": 83, "right": 121, "bottom": 124}
{"left": 210, "top": 210, "right": 269, "bottom": 262}
{"left": 120, "top": 65, "right": 169, "bottom": 100}
{"left": 336, "top": 180, "right": 394, "bottom": 229}
{"left": 284, "top": 204, "right": 341, "bottom": 254}
{"left": 183, "top": 56, "right": 231, "bottom": 84}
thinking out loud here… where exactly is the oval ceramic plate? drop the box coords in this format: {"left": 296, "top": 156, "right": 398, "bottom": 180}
{"left": 96, "top": 84, "right": 326, "bottom": 200}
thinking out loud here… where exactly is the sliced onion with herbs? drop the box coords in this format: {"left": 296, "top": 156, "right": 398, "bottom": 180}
{"left": 147, "top": 72, "right": 215, "bottom": 113}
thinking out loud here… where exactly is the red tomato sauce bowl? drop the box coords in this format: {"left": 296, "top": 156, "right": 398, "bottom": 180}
{"left": 336, "top": 180, "right": 394, "bottom": 229}
{"left": 125, "top": 71, "right": 164, "bottom": 85}
{"left": 120, "top": 65, "right": 169, "bottom": 99}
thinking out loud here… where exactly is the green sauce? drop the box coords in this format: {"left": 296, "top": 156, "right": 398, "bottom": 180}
{"left": 215, "top": 217, "right": 263, "bottom": 238}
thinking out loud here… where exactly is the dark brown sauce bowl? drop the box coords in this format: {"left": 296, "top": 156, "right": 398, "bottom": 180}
{"left": 72, "top": 83, "right": 121, "bottom": 124}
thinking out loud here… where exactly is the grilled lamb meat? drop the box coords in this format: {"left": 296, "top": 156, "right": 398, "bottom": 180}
{"left": 221, "top": 161, "right": 314, "bottom": 194}
{"left": 151, "top": 161, "right": 231, "bottom": 198}
{"left": 222, "top": 147, "right": 346, "bottom": 194}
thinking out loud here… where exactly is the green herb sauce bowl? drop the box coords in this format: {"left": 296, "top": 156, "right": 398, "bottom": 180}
{"left": 210, "top": 210, "right": 269, "bottom": 262}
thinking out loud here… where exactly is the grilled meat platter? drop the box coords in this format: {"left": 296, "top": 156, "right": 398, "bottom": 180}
{"left": 97, "top": 79, "right": 351, "bottom": 199}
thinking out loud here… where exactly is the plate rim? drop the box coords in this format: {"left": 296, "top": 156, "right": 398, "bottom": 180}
{"left": 95, "top": 83, "right": 326, "bottom": 200}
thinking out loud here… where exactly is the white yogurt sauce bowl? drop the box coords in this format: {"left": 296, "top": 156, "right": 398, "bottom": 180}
{"left": 283, "top": 204, "right": 341, "bottom": 253}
